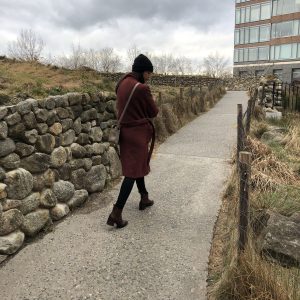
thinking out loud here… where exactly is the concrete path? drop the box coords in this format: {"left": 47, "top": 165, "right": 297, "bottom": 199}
{"left": 0, "top": 91, "right": 248, "bottom": 300}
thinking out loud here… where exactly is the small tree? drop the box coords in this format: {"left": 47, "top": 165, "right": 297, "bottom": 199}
{"left": 99, "top": 48, "right": 122, "bottom": 73}
{"left": 8, "top": 29, "right": 44, "bottom": 61}
{"left": 203, "top": 52, "right": 230, "bottom": 78}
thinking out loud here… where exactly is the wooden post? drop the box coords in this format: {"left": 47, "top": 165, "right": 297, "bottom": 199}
{"left": 252, "top": 89, "right": 258, "bottom": 113}
{"left": 190, "top": 86, "right": 193, "bottom": 101}
{"left": 245, "top": 99, "right": 252, "bottom": 135}
{"left": 237, "top": 104, "right": 244, "bottom": 169}
{"left": 159, "top": 91, "right": 164, "bottom": 118}
{"left": 180, "top": 87, "right": 183, "bottom": 100}
{"left": 200, "top": 87, "right": 205, "bottom": 112}
{"left": 159, "top": 91, "right": 162, "bottom": 104}
{"left": 238, "top": 151, "right": 252, "bottom": 252}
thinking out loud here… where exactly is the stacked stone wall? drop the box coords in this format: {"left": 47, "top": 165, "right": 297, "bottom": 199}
{"left": 0, "top": 92, "right": 121, "bottom": 263}
{"left": 224, "top": 76, "right": 260, "bottom": 91}
{"left": 100, "top": 73, "right": 223, "bottom": 87}
{"left": 101, "top": 73, "right": 258, "bottom": 91}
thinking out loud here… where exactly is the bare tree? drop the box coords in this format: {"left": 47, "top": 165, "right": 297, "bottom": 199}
{"left": 84, "top": 48, "right": 101, "bottom": 70}
{"left": 203, "top": 52, "right": 230, "bottom": 78}
{"left": 99, "top": 47, "right": 122, "bottom": 73}
{"left": 151, "top": 54, "right": 175, "bottom": 75}
{"left": 54, "top": 43, "right": 87, "bottom": 69}
{"left": 127, "top": 45, "right": 141, "bottom": 66}
{"left": 8, "top": 29, "right": 44, "bottom": 61}
{"left": 69, "top": 43, "right": 87, "bottom": 69}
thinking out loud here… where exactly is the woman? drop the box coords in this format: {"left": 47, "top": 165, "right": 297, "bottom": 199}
{"left": 106, "top": 54, "right": 159, "bottom": 229}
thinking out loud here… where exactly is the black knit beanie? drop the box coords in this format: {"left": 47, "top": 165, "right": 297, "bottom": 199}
{"left": 132, "top": 54, "right": 153, "bottom": 73}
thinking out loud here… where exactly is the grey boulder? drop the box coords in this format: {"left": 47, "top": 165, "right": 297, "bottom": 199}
{"left": 21, "top": 209, "right": 50, "bottom": 237}
{"left": 4, "top": 168, "right": 33, "bottom": 200}
{"left": 53, "top": 181, "right": 75, "bottom": 203}
{"left": 0, "top": 230, "right": 25, "bottom": 255}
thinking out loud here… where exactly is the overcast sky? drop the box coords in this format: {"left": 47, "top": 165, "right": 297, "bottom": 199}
{"left": 0, "top": 0, "right": 235, "bottom": 66}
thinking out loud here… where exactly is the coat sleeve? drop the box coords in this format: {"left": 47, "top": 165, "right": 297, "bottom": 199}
{"left": 142, "top": 85, "right": 159, "bottom": 118}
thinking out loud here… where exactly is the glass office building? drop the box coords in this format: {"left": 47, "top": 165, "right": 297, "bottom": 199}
{"left": 234, "top": 0, "right": 300, "bottom": 82}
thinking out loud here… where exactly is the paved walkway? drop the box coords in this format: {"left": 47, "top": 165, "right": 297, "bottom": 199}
{"left": 0, "top": 91, "right": 248, "bottom": 300}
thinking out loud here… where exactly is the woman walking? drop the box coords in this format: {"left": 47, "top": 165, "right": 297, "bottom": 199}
{"left": 107, "top": 54, "right": 159, "bottom": 229}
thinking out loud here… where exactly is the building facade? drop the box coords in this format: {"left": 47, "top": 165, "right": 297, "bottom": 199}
{"left": 234, "top": 0, "right": 300, "bottom": 82}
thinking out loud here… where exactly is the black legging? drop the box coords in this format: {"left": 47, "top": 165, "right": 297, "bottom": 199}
{"left": 115, "top": 177, "right": 148, "bottom": 209}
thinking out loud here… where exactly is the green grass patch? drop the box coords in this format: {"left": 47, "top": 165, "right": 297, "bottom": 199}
{"left": 255, "top": 185, "right": 300, "bottom": 217}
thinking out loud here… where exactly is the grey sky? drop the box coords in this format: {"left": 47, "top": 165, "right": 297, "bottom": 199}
{"left": 0, "top": 0, "right": 235, "bottom": 65}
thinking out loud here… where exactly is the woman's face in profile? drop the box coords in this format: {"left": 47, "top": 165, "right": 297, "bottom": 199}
{"left": 143, "top": 71, "right": 153, "bottom": 82}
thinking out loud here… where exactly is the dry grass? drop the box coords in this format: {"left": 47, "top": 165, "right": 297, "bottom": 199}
{"left": 283, "top": 119, "right": 300, "bottom": 155}
{"left": 208, "top": 166, "right": 300, "bottom": 300}
{"left": 208, "top": 112, "right": 300, "bottom": 300}
{"left": 153, "top": 85, "right": 226, "bottom": 142}
{"left": 0, "top": 58, "right": 114, "bottom": 102}
{"left": 246, "top": 136, "right": 299, "bottom": 191}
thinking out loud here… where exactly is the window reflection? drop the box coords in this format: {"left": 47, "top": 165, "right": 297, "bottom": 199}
{"left": 272, "top": 20, "right": 300, "bottom": 38}
{"left": 270, "top": 43, "right": 300, "bottom": 61}
{"left": 234, "top": 25, "right": 271, "bottom": 45}
{"left": 273, "top": 0, "right": 300, "bottom": 16}
{"left": 235, "top": 2, "right": 271, "bottom": 24}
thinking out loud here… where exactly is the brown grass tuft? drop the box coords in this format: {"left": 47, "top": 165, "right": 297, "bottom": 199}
{"left": 246, "top": 136, "right": 299, "bottom": 191}
{"left": 283, "top": 121, "right": 300, "bottom": 155}
{"left": 161, "top": 103, "right": 179, "bottom": 134}
{"left": 153, "top": 114, "right": 169, "bottom": 142}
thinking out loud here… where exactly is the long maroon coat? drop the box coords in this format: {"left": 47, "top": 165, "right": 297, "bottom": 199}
{"left": 116, "top": 73, "right": 159, "bottom": 178}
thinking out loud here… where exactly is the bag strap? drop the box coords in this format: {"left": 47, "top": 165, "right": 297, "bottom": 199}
{"left": 118, "top": 82, "right": 140, "bottom": 126}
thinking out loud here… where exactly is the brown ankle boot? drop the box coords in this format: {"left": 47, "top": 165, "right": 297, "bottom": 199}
{"left": 106, "top": 205, "right": 128, "bottom": 228}
{"left": 139, "top": 194, "right": 154, "bottom": 210}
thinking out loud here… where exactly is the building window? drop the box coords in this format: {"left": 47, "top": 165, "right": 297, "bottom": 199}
{"left": 249, "top": 48, "right": 258, "bottom": 61}
{"left": 255, "top": 70, "right": 264, "bottom": 77}
{"left": 271, "top": 43, "right": 300, "bottom": 60}
{"left": 238, "top": 49, "right": 244, "bottom": 62}
{"left": 272, "top": 20, "right": 299, "bottom": 39}
{"left": 251, "top": 5, "right": 260, "bottom": 22}
{"left": 273, "top": 69, "right": 283, "bottom": 80}
{"left": 235, "top": 25, "right": 270, "bottom": 45}
{"left": 259, "top": 25, "right": 271, "bottom": 42}
{"left": 245, "top": 6, "right": 251, "bottom": 23}
{"left": 240, "top": 28, "right": 245, "bottom": 44}
{"left": 244, "top": 28, "right": 250, "bottom": 44}
{"left": 292, "top": 68, "right": 300, "bottom": 81}
{"left": 273, "top": 0, "right": 300, "bottom": 16}
{"left": 261, "top": 2, "right": 271, "bottom": 19}
{"left": 236, "top": 9, "right": 241, "bottom": 24}
{"left": 292, "top": 43, "right": 298, "bottom": 58}
{"left": 244, "top": 48, "right": 249, "bottom": 61}
{"left": 235, "top": 30, "right": 240, "bottom": 45}
{"left": 258, "top": 47, "right": 269, "bottom": 60}
{"left": 236, "top": 2, "right": 271, "bottom": 24}
{"left": 234, "top": 46, "right": 270, "bottom": 63}
{"left": 281, "top": 44, "right": 292, "bottom": 59}
{"left": 239, "top": 71, "right": 248, "bottom": 77}
{"left": 234, "top": 49, "right": 239, "bottom": 63}
{"left": 250, "top": 27, "right": 259, "bottom": 43}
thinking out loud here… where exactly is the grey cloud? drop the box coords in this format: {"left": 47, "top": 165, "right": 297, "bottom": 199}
{"left": 0, "top": 0, "right": 234, "bottom": 31}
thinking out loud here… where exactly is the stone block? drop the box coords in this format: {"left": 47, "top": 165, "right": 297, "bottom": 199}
{"left": 0, "top": 209, "right": 24, "bottom": 236}
{"left": 4, "top": 168, "right": 33, "bottom": 200}
{"left": 21, "top": 209, "right": 50, "bottom": 237}
{"left": 0, "top": 138, "right": 16, "bottom": 158}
